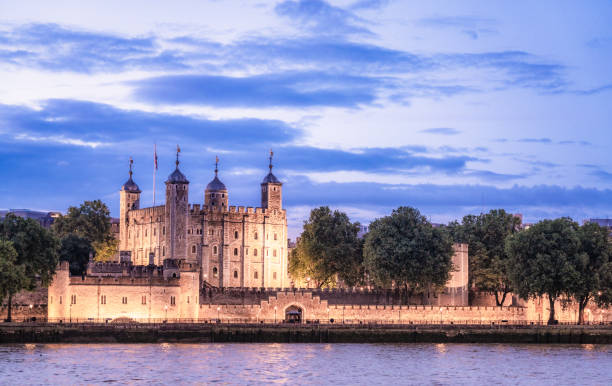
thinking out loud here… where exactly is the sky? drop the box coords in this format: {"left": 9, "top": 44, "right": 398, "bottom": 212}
{"left": 0, "top": 0, "right": 611, "bottom": 238}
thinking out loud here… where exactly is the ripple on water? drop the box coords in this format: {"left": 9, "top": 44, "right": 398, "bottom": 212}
{"left": 0, "top": 343, "right": 610, "bottom": 385}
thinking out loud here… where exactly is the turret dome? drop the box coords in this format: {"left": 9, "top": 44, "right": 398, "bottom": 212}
{"left": 122, "top": 158, "right": 141, "bottom": 192}
{"left": 206, "top": 175, "right": 227, "bottom": 191}
{"left": 167, "top": 167, "right": 189, "bottom": 184}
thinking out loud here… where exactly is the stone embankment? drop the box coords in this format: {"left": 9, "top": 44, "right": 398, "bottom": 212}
{"left": 1, "top": 324, "right": 611, "bottom": 344}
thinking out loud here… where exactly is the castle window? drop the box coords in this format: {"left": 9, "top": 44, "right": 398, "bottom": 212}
{"left": 122, "top": 297, "right": 127, "bottom": 304}
{"left": 128, "top": 231, "right": 131, "bottom": 239}
{"left": 71, "top": 295, "right": 76, "bottom": 305}
{"left": 273, "top": 249, "right": 277, "bottom": 257}
{"left": 145, "top": 229, "right": 147, "bottom": 237}
{"left": 246, "top": 248, "right": 249, "bottom": 255}
{"left": 187, "top": 296, "right": 190, "bottom": 304}
{"left": 213, "top": 246, "right": 218, "bottom": 254}
{"left": 222, "top": 194, "right": 225, "bottom": 198}
{"left": 192, "top": 245, "right": 196, "bottom": 254}
{"left": 273, "top": 272, "right": 277, "bottom": 280}
{"left": 59, "top": 296, "right": 62, "bottom": 304}
{"left": 153, "top": 228, "right": 156, "bottom": 236}
{"left": 141, "top": 296, "right": 146, "bottom": 305}
{"left": 254, "top": 232, "right": 258, "bottom": 240}
{"left": 274, "top": 233, "right": 277, "bottom": 240}
{"left": 100, "top": 295, "right": 106, "bottom": 305}
{"left": 254, "top": 271, "right": 258, "bottom": 279}
{"left": 163, "top": 226, "right": 166, "bottom": 235}
{"left": 234, "top": 248, "right": 238, "bottom": 256}
{"left": 50, "top": 296, "right": 53, "bottom": 304}
{"left": 266, "top": 249, "right": 268, "bottom": 256}
{"left": 233, "top": 270, "right": 238, "bottom": 278}
{"left": 209, "top": 229, "right": 213, "bottom": 235}
{"left": 273, "top": 187, "right": 276, "bottom": 191}
{"left": 213, "top": 267, "right": 218, "bottom": 278}
{"left": 253, "top": 249, "right": 258, "bottom": 256}
{"left": 162, "top": 246, "right": 165, "bottom": 256}
{"left": 170, "top": 296, "right": 176, "bottom": 305}
{"left": 234, "top": 231, "right": 239, "bottom": 239}
{"left": 188, "top": 229, "right": 191, "bottom": 234}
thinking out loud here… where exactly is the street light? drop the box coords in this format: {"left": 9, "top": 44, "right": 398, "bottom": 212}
{"left": 327, "top": 307, "right": 330, "bottom": 323}
{"left": 306, "top": 277, "right": 311, "bottom": 288}
{"left": 274, "top": 306, "right": 277, "bottom": 323}
{"left": 439, "top": 307, "right": 443, "bottom": 325}
{"left": 217, "top": 306, "right": 221, "bottom": 322}
{"left": 164, "top": 305, "right": 168, "bottom": 322}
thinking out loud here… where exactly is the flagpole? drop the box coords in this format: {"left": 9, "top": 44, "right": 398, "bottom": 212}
{"left": 153, "top": 143, "right": 157, "bottom": 206}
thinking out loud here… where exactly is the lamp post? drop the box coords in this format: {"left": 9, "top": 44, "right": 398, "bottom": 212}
{"left": 164, "top": 305, "right": 168, "bottom": 323}
{"left": 69, "top": 302, "right": 72, "bottom": 323}
{"left": 274, "top": 306, "right": 277, "bottom": 324}
{"left": 306, "top": 277, "right": 311, "bottom": 288}
{"left": 217, "top": 306, "right": 221, "bottom": 322}
{"left": 327, "top": 307, "right": 330, "bottom": 323}
{"left": 439, "top": 307, "right": 443, "bottom": 325}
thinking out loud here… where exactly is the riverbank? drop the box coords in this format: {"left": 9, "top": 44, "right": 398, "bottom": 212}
{"left": 1, "top": 323, "right": 611, "bottom": 344}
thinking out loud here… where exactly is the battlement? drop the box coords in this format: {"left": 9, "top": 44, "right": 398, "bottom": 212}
{"left": 69, "top": 275, "right": 180, "bottom": 286}
{"left": 129, "top": 205, "right": 165, "bottom": 217}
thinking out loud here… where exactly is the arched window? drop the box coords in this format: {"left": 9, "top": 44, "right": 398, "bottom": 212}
{"left": 234, "top": 230, "right": 239, "bottom": 239}
{"left": 253, "top": 249, "right": 257, "bottom": 256}
{"left": 273, "top": 249, "right": 277, "bottom": 257}
{"left": 273, "top": 272, "right": 277, "bottom": 280}
{"left": 234, "top": 248, "right": 238, "bottom": 256}
{"left": 254, "top": 271, "right": 258, "bottom": 279}
{"left": 233, "top": 270, "right": 238, "bottom": 278}
{"left": 192, "top": 245, "right": 196, "bottom": 254}
{"left": 213, "top": 246, "right": 218, "bottom": 254}
{"left": 274, "top": 233, "right": 277, "bottom": 240}
{"left": 162, "top": 246, "right": 165, "bottom": 256}
{"left": 254, "top": 232, "right": 258, "bottom": 240}
{"left": 213, "top": 267, "right": 218, "bottom": 278}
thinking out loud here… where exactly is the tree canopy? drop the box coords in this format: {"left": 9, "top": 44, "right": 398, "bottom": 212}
{"left": 447, "top": 209, "right": 521, "bottom": 305}
{"left": 0, "top": 213, "right": 59, "bottom": 321}
{"left": 59, "top": 235, "right": 94, "bottom": 275}
{"left": 0, "top": 240, "right": 28, "bottom": 321}
{"left": 52, "top": 199, "right": 112, "bottom": 244}
{"left": 289, "top": 206, "right": 363, "bottom": 288}
{"left": 568, "top": 222, "right": 612, "bottom": 324}
{"left": 506, "top": 217, "right": 580, "bottom": 324}
{"left": 363, "top": 206, "right": 453, "bottom": 302}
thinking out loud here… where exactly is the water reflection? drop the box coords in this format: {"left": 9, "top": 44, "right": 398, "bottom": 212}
{"left": 0, "top": 343, "right": 610, "bottom": 385}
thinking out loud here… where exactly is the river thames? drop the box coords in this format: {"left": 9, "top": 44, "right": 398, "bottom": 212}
{"left": 0, "top": 343, "right": 610, "bottom": 385}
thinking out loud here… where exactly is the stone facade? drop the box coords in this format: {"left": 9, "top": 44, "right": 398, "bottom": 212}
{"left": 118, "top": 154, "right": 289, "bottom": 288}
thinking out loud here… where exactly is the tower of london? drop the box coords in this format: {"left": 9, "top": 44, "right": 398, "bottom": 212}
{"left": 119, "top": 150, "right": 289, "bottom": 288}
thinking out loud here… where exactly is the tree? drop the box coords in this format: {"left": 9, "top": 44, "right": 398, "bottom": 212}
{"left": 363, "top": 207, "right": 454, "bottom": 304}
{"left": 568, "top": 222, "right": 612, "bottom": 324}
{"left": 289, "top": 207, "right": 362, "bottom": 288}
{"left": 0, "top": 214, "right": 59, "bottom": 321}
{"left": 93, "top": 239, "right": 119, "bottom": 262}
{"left": 59, "top": 235, "right": 94, "bottom": 275}
{"left": 52, "top": 200, "right": 112, "bottom": 244}
{"left": 447, "top": 209, "right": 521, "bottom": 306}
{"left": 52, "top": 200, "right": 113, "bottom": 269}
{"left": 0, "top": 240, "right": 28, "bottom": 322}
{"left": 506, "top": 218, "right": 580, "bottom": 325}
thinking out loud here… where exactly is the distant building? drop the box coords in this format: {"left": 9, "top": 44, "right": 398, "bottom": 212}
{"left": 0, "top": 209, "right": 61, "bottom": 228}
{"left": 584, "top": 218, "right": 612, "bottom": 234}
{"left": 357, "top": 224, "right": 369, "bottom": 238}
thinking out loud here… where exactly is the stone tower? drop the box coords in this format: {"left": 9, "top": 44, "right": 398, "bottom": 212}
{"left": 119, "top": 158, "right": 141, "bottom": 251}
{"left": 204, "top": 156, "right": 228, "bottom": 209}
{"left": 261, "top": 151, "right": 282, "bottom": 210}
{"left": 165, "top": 146, "right": 189, "bottom": 261}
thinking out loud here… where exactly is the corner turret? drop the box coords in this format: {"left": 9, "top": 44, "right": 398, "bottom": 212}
{"left": 119, "top": 158, "right": 141, "bottom": 251}
{"left": 261, "top": 150, "right": 282, "bottom": 210}
{"left": 205, "top": 156, "right": 228, "bottom": 209}
{"left": 165, "top": 145, "right": 190, "bottom": 261}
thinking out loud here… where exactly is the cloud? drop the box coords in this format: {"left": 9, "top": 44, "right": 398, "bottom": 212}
{"left": 0, "top": 99, "right": 300, "bottom": 148}
{"left": 275, "top": 0, "right": 373, "bottom": 36}
{"left": 518, "top": 138, "right": 552, "bottom": 143}
{"left": 418, "top": 16, "right": 498, "bottom": 40}
{"left": 349, "top": 0, "right": 391, "bottom": 10}
{"left": 420, "top": 127, "right": 461, "bottom": 135}
{"left": 591, "top": 169, "right": 612, "bottom": 181}
{"left": 133, "top": 72, "right": 384, "bottom": 108}
{"left": 0, "top": 23, "right": 186, "bottom": 73}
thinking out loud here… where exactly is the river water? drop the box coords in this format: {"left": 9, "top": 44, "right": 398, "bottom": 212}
{"left": 0, "top": 343, "right": 610, "bottom": 385}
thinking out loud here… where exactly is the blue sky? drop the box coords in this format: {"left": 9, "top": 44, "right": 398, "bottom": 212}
{"left": 0, "top": 0, "right": 611, "bottom": 238}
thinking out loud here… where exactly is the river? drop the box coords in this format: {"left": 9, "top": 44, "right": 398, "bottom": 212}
{"left": 0, "top": 343, "right": 610, "bottom": 385}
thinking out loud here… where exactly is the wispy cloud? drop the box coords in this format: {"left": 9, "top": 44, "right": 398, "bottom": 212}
{"left": 420, "top": 127, "right": 461, "bottom": 135}
{"left": 275, "top": 0, "right": 374, "bottom": 37}
{"left": 418, "top": 15, "right": 498, "bottom": 40}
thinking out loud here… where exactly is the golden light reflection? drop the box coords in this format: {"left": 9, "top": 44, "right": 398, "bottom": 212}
{"left": 582, "top": 344, "right": 595, "bottom": 351}
{"left": 435, "top": 343, "right": 447, "bottom": 354}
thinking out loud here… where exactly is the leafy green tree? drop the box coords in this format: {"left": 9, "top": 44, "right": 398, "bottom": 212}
{"left": 364, "top": 207, "right": 454, "bottom": 303}
{"left": 506, "top": 218, "right": 580, "bottom": 324}
{"left": 289, "top": 207, "right": 362, "bottom": 288}
{"left": 0, "top": 214, "right": 59, "bottom": 321}
{"left": 93, "top": 239, "right": 119, "bottom": 262}
{"left": 0, "top": 240, "right": 28, "bottom": 322}
{"left": 447, "top": 209, "right": 521, "bottom": 306}
{"left": 59, "top": 235, "right": 94, "bottom": 275}
{"left": 52, "top": 200, "right": 112, "bottom": 244}
{"left": 568, "top": 222, "right": 612, "bottom": 324}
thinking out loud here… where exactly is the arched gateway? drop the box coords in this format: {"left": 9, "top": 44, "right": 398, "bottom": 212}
{"left": 285, "top": 305, "right": 303, "bottom": 323}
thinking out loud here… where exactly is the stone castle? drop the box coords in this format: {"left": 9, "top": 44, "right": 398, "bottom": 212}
{"left": 119, "top": 151, "right": 289, "bottom": 288}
